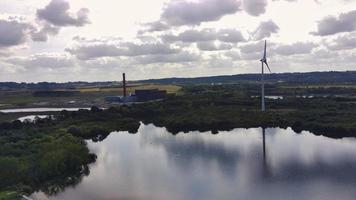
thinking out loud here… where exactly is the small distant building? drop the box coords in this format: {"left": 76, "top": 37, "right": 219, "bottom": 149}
{"left": 135, "top": 89, "right": 167, "bottom": 102}
{"left": 105, "top": 89, "right": 166, "bottom": 103}
{"left": 105, "top": 95, "right": 137, "bottom": 103}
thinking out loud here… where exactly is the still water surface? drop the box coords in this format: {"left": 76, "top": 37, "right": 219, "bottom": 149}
{"left": 32, "top": 124, "right": 356, "bottom": 200}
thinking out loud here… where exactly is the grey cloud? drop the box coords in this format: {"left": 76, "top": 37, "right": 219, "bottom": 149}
{"left": 31, "top": 23, "right": 60, "bottom": 42}
{"left": 72, "top": 36, "right": 123, "bottom": 43}
{"left": 0, "top": 49, "right": 12, "bottom": 57}
{"left": 274, "top": 42, "right": 317, "bottom": 56}
{"left": 136, "top": 35, "right": 161, "bottom": 43}
{"left": 311, "top": 48, "right": 339, "bottom": 59}
{"left": 239, "top": 41, "right": 316, "bottom": 59}
{"left": 5, "top": 54, "right": 74, "bottom": 70}
{"left": 37, "top": 0, "right": 90, "bottom": 27}
{"left": 225, "top": 51, "right": 241, "bottom": 60}
{"left": 162, "top": 28, "right": 245, "bottom": 43}
{"left": 162, "top": 0, "right": 241, "bottom": 26}
{"left": 240, "top": 52, "right": 262, "bottom": 60}
{"left": 231, "top": 41, "right": 265, "bottom": 60}
{"left": 163, "top": 29, "right": 217, "bottom": 42}
{"left": 0, "top": 19, "right": 31, "bottom": 47}
{"left": 1, "top": 0, "right": 91, "bottom": 45}
{"left": 284, "top": 0, "right": 297, "bottom": 1}
{"left": 342, "top": 52, "right": 356, "bottom": 63}
{"left": 135, "top": 51, "right": 201, "bottom": 64}
{"left": 252, "top": 20, "right": 279, "bottom": 40}
{"left": 326, "top": 32, "right": 356, "bottom": 50}
{"left": 205, "top": 55, "right": 234, "bottom": 69}
{"left": 196, "top": 41, "right": 233, "bottom": 51}
{"left": 81, "top": 57, "right": 131, "bottom": 69}
{"left": 66, "top": 42, "right": 179, "bottom": 60}
{"left": 66, "top": 44, "right": 126, "bottom": 60}
{"left": 125, "top": 43, "right": 179, "bottom": 56}
{"left": 217, "top": 29, "right": 246, "bottom": 43}
{"left": 140, "top": 21, "right": 170, "bottom": 33}
{"left": 309, "top": 0, "right": 353, "bottom": 5}
{"left": 242, "top": 0, "right": 267, "bottom": 16}
{"left": 311, "top": 10, "right": 356, "bottom": 36}
{"left": 143, "top": 0, "right": 241, "bottom": 32}
{"left": 239, "top": 41, "right": 267, "bottom": 54}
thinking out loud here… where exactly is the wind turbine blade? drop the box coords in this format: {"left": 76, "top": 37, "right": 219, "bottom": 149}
{"left": 264, "top": 61, "right": 271, "bottom": 73}
{"left": 263, "top": 40, "right": 267, "bottom": 59}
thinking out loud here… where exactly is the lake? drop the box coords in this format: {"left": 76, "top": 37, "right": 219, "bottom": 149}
{"left": 31, "top": 124, "right": 356, "bottom": 200}
{"left": 17, "top": 115, "right": 50, "bottom": 122}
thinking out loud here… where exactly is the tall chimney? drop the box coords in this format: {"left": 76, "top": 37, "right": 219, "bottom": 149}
{"left": 123, "top": 73, "right": 127, "bottom": 97}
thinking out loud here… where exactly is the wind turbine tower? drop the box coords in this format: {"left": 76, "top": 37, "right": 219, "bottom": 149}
{"left": 260, "top": 40, "right": 271, "bottom": 112}
{"left": 122, "top": 73, "right": 127, "bottom": 97}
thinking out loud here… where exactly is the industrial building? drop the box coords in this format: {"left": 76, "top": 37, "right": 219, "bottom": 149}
{"left": 105, "top": 73, "right": 167, "bottom": 103}
{"left": 135, "top": 89, "right": 167, "bottom": 102}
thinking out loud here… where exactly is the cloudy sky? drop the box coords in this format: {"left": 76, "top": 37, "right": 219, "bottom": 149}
{"left": 0, "top": 0, "right": 356, "bottom": 82}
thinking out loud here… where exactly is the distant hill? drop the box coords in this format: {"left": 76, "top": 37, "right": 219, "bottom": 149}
{"left": 0, "top": 81, "right": 118, "bottom": 90}
{"left": 137, "top": 71, "right": 356, "bottom": 85}
{"left": 1, "top": 71, "right": 356, "bottom": 90}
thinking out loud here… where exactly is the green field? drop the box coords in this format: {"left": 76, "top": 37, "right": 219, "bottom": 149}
{"left": 0, "top": 191, "right": 19, "bottom": 200}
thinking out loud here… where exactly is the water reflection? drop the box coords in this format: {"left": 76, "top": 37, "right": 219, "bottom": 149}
{"left": 18, "top": 115, "right": 51, "bottom": 122}
{"left": 32, "top": 124, "right": 356, "bottom": 200}
{"left": 262, "top": 128, "right": 271, "bottom": 179}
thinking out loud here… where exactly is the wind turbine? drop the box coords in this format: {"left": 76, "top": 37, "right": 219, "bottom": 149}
{"left": 260, "top": 40, "right": 271, "bottom": 112}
